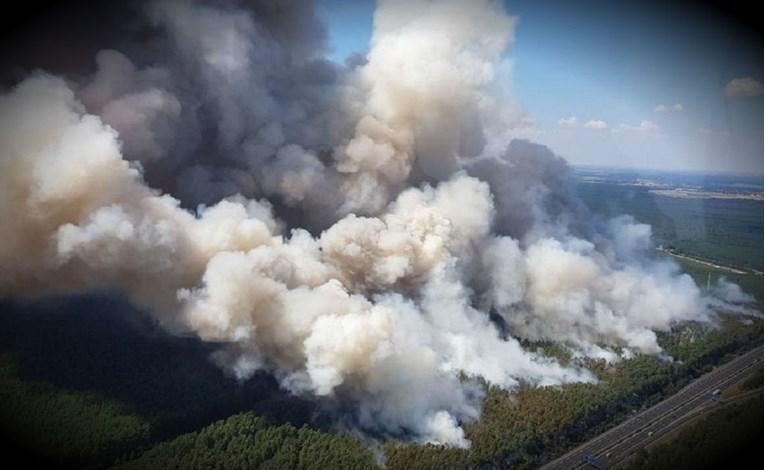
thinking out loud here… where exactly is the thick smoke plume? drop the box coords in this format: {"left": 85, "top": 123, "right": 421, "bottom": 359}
{"left": 0, "top": 0, "right": 753, "bottom": 447}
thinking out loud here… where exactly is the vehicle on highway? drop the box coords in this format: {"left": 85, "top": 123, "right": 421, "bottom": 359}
{"left": 583, "top": 454, "right": 606, "bottom": 469}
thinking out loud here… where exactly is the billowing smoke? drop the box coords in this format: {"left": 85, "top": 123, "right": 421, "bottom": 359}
{"left": 0, "top": 0, "right": 753, "bottom": 447}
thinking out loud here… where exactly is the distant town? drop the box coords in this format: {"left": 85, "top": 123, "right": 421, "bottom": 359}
{"left": 572, "top": 166, "right": 764, "bottom": 201}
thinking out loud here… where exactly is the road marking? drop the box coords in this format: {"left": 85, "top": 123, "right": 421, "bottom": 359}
{"left": 540, "top": 346, "right": 763, "bottom": 470}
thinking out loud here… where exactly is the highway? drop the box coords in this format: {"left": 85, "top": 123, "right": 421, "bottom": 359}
{"left": 539, "top": 345, "right": 763, "bottom": 470}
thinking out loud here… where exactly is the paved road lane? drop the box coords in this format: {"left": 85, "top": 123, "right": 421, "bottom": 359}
{"left": 539, "top": 345, "right": 763, "bottom": 470}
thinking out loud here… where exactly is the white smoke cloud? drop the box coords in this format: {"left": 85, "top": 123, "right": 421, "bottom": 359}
{"left": 0, "top": 0, "right": 754, "bottom": 447}
{"left": 333, "top": 0, "right": 518, "bottom": 213}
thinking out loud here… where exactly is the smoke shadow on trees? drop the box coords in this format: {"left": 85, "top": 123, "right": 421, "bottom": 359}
{"left": 0, "top": 293, "right": 334, "bottom": 442}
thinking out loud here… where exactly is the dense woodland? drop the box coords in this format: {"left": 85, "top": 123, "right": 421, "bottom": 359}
{"left": 0, "top": 293, "right": 761, "bottom": 469}
{"left": 574, "top": 181, "right": 764, "bottom": 307}
{"left": 573, "top": 182, "right": 764, "bottom": 273}
{"left": 115, "top": 413, "right": 377, "bottom": 470}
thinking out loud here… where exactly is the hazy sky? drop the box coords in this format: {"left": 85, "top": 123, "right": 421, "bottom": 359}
{"left": 318, "top": 0, "right": 763, "bottom": 174}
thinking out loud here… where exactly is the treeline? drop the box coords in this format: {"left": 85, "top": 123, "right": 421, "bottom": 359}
{"left": 0, "top": 296, "right": 321, "bottom": 436}
{"left": 0, "top": 296, "right": 328, "bottom": 467}
{"left": 114, "top": 413, "right": 376, "bottom": 470}
{"left": 0, "top": 353, "right": 151, "bottom": 468}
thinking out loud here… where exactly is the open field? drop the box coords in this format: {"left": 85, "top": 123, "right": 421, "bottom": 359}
{"left": 648, "top": 189, "right": 763, "bottom": 201}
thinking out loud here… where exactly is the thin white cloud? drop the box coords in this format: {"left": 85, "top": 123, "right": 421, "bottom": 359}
{"left": 583, "top": 119, "right": 608, "bottom": 130}
{"left": 558, "top": 117, "right": 608, "bottom": 130}
{"left": 725, "top": 77, "right": 763, "bottom": 97}
{"left": 654, "top": 103, "right": 683, "bottom": 113}
{"left": 698, "top": 127, "right": 729, "bottom": 137}
{"left": 616, "top": 120, "right": 659, "bottom": 133}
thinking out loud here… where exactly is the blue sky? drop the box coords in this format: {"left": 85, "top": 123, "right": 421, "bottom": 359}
{"left": 317, "top": 0, "right": 763, "bottom": 174}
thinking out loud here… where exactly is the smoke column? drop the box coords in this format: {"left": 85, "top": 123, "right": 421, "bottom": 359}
{"left": 0, "top": 0, "right": 753, "bottom": 447}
